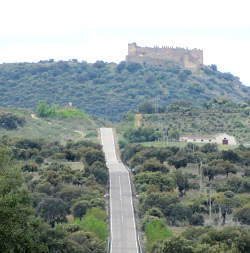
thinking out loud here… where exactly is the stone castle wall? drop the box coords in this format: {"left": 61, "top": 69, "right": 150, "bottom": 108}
{"left": 126, "top": 43, "right": 203, "bottom": 71}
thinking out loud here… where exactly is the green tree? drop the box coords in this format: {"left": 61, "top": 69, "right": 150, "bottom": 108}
{"left": 89, "top": 161, "right": 108, "bottom": 185}
{"left": 152, "top": 235, "right": 194, "bottom": 253}
{"left": 175, "top": 170, "right": 189, "bottom": 196}
{"left": 36, "top": 197, "right": 69, "bottom": 227}
{"left": 72, "top": 200, "right": 90, "bottom": 219}
{"left": 68, "top": 231, "right": 105, "bottom": 253}
{"left": 138, "top": 102, "right": 155, "bottom": 114}
{"left": 203, "top": 165, "right": 221, "bottom": 181}
{"left": 235, "top": 204, "right": 250, "bottom": 225}
{"left": 142, "top": 158, "right": 169, "bottom": 173}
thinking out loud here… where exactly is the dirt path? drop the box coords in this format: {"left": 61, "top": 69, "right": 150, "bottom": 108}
{"left": 135, "top": 114, "right": 142, "bottom": 128}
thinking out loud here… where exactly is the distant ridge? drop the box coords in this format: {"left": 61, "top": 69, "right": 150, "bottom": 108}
{"left": 0, "top": 60, "right": 249, "bottom": 120}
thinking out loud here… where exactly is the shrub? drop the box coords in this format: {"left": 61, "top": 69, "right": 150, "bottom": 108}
{"left": 145, "top": 219, "right": 172, "bottom": 251}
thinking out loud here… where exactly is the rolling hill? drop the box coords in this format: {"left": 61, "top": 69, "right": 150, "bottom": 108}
{"left": 0, "top": 60, "right": 249, "bottom": 120}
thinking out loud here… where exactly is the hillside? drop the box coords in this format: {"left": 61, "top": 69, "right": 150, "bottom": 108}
{"left": 140, "top": 102, "right": 250, "bottom": 144}
{"left": 0, "top": 60, "right": 249, "bottom": 120}
{"left": 116, "top": 100, "right": 250, "bottom": 145}
{"left": 0, "top": 107, "right": 101, "bottom": 143}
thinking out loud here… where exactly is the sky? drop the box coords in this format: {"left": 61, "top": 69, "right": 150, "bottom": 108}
{"left": 0, "top": 0, "right": 250, "bottom": 85}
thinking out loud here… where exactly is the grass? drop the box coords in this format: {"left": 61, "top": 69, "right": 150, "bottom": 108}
{"left": 74, "top": 207, "right": 108, "bottom": 242}
{"left": 0, "top": 107, "right": 99, "bottom": 143}
{"left": 55, "top": 108, "right": 88, "bottom": 119}
{"left": 145, "top": 219, "right": 172, "bottom": 251}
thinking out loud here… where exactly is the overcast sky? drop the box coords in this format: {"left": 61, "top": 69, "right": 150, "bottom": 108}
{"left": 1, "top": 0, "right": 250, "bottom": 85}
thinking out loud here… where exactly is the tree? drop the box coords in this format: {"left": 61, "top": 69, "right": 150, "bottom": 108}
{"left": 89, "top": 161, "right": 108, "bottom": 185}
{"left": 68, "top": 231, "right": 105, "bottom": 253}
{"left": 226, "top": 176, "right": 243, "bottom": 193}
{"left": 189, "top": 213, "right": 204, "bottom": 226}
{"left": 215, "top": 160, "right": 237, "bottom": 177}
{"left": 138, "top": 102, "right": 155, "bottom": 114}
{"left": 221, "top": 150, "right": 239, "bottom": 162}
{"left": 36, "top": 101, "right": 50, "bottom": 117}
{"left": 152, "top": 235, "right": 194, "bottom": 253}
{"left": 72, "top": 200, "right": 89, "bottom": 219}
{"left": 235, "top": 204, "right": 250, "bottom": 225}
{"left": 213, "top": 194, "right": 237, "bottom": 225}
{"left": 168, "top": 153, "right": 188, "bottom": 169}
{"left": 201, "top": 143, "right": 218, "bottom": 153}
{"left": 142, "top": 158, "right": 169, "bottom": 173}
{"left": 141, "top": 191, "right": 179, "bottom": 216}
{"left": 0, "top": 146, "right": 11, "bottom": 169}
{"left": 0, "top": 160, "right": 56, "bottom": 252}
{"left": 36, "top": 197, "right": 69, "bottom": 227}
{"left": 134, "top": 172, "right": 176, "bottom": 192}
{"left": 116, "top": 61, "right": 126, "bottom": 72}
{"left": 210, "top": 64, "right": 217, "bottom": 71}
{"left": 168, "top": 130, "right": 180, "bottom": 141}
{"left": 175, "top": 171, "right": 189, "bottom": 196}
{"left": 203, "top": 165, "right": 221, "bottom": 181}
{"left": 83, "top": 148, "right": 105, "bottom": 166}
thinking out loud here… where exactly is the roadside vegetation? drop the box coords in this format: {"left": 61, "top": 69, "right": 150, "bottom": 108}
{"left": 0, "top": 136, "right": 109, "bottom": 252}
{"left": 121, "top": 140, "right": 250, "bottom": 252}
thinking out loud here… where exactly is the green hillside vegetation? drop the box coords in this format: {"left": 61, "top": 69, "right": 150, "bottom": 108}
{"left": 0, "top": 60, "right": 249, "bottom": 120}
{"left": 36, "top": 101, "right": 88, "bottom": 119}
{"left": 119, "top": 99, "right": 250, "bottom": 145}
{"left": 0, "top": 107, "right": 101, "bottom": 143}
{"left": 0, "top": 136, "right": 109, "bottom": 252}
{"left": 121, "top": 142, "right": 250, "bottom": 252}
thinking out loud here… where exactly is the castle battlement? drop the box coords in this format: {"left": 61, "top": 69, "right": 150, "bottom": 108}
{"left": 126, "top": 43, "right": 203, "bottom": 71}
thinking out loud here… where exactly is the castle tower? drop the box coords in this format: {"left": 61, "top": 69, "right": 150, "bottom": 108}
{"left": 128, "top": 43, "right": 137, "bottom": 55}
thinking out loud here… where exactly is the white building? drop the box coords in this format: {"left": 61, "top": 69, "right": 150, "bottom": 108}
{"left": 180, "top": 133, "right": 237, "bottom": 145}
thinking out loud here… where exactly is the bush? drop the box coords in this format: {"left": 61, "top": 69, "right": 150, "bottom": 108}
{"left": 74, "top": 207, "right": 108, "bottom": 241}
{"left": 0, "top": 113, "right": 25, "bottom": 130}
{"left": 72, "top": 200, "right": 89, "bottom": 219}
{"left": 35, "top": 156, "right": 44, "bottom": 164}
{"left": 189, "top": 213, "right": 204, "bottom": 226}
{"left": 235, "top": 204, "right": 250, "bottom": 225}
{"left": 145, "top": 219, "right": 172, "bottom": 252}
{"left": 21, "top": 163, "right": 39, "bottom": 172}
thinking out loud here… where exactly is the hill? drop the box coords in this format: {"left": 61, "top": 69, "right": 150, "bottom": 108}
{"left": 0, "top": 60, "right": 249, "bottom": 120}
{"left": 116, "top": 100, "right": 250, "bottom": 145}
{"left": 0, "top": 107, "right": 101, "bottom": 143}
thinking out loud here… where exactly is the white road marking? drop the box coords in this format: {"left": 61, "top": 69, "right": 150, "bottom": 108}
{"left": 100, "top": 128, "right": 139, "bottom": 253}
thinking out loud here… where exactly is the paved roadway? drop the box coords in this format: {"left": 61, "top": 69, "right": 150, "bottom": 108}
{"left": 100, "top": 128, "right": 139, "bottom": 253}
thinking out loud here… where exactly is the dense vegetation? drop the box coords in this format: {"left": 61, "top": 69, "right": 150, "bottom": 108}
{"left": 0, "top": 136, "right": 109, "bottom": 252}
{"left": 0, "top": 60, "right": 249, "bottom": 120}
{"left": 36, "top": 101, "right": 88, "bottom": 119}
{"left": 121, "top": 142, "right": 250, "bottom": 252}
{"left": 123, "top": 99, "right": 250, "bottom": 144}
{"left": 0, "top": 112, "right": 25, "bottom": 130}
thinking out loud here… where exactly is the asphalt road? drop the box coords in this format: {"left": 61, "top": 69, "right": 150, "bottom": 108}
{"left": 100, "top": 128, "right": 139, "bottom": 253}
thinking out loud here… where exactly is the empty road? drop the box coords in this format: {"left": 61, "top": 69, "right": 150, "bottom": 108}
{"left": 100, "top": 128, "right": 139, "bottom": 253}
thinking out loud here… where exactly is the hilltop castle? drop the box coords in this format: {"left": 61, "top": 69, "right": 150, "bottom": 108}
{"left": 126, "top": 43, "right": 203, "bottom": 71}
